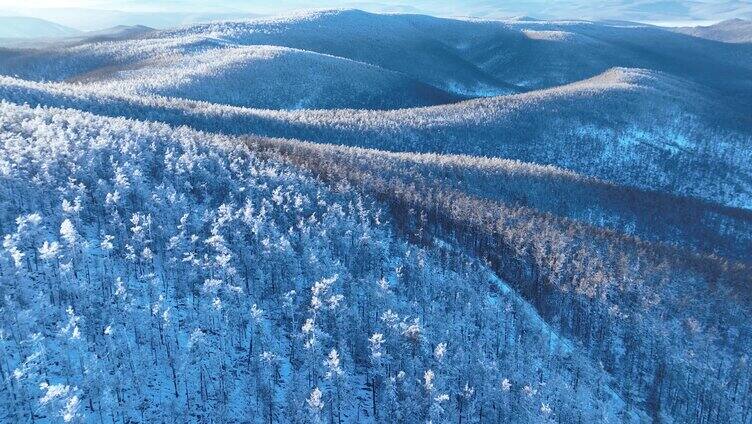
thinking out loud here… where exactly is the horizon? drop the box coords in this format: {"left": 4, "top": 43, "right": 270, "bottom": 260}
{"left": 0, "top": 1, "right": 748, "bottom": 33}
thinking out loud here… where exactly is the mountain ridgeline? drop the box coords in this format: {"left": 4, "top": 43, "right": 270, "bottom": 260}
{"left": 0, "top": 9, "right": 750, "bottom": 424}
{"left": 674, "top": 19, "right": 752, "bottom": 44}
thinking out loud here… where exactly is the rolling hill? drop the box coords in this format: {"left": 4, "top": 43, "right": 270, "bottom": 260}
{"left": 157, "top": 10, "right": 752, "bottom": 96}
{"left": 161, "top": 10, "right": 519, "bottom": 96}
{"left": 468, "top": 18, "right": 752, "bottom": 95}
{"left": 1, "top": 99, "right": 750, "bottom": 423}
{"left": 80, "top": 45, "right": 461, "bottom": 110}
{"left": 391, "top": 0, "right": 752, "bottom": 22}
{"left": 0, "top": 100, "right": 645, "bottom": 423}
{"left": 2, "top": 9, "right": 751, "bottom": 102}
{"left": 674, "top": 18, "right": 752, "bottom": 43}
{"left": 259, "top": 139, "right": 752, "bottom": 262}
{"left": 1, "top": 67, "right": 748, "bottom": 210}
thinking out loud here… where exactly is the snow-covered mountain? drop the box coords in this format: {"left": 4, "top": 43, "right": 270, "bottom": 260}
{"left": 0, "top": 8, "right": 750, "bottom": 424}
{"left": 79, "top": 45, "right": 460, "bottom": 110}
{"left": 262, "top": 139, "right": 752, "bottom": 262}
{"left": 0, "top": 100, "right": 642, "bottom": 423}
{"left": 6, "top": 8, "right": 263, "bottom": 32}
{"left": 135, "top": 10, "right": 752, "bottom": 97}
{"left": 2, "top": 67, "right": 749, "bottom": 209}
{"left": 392, "top": 0, "right": 752, "bottom": 22}
{"left": 0, "top": 17, "right": 81, "bottom": 40}
{"left": 4, "top": 9, "right": 751, "bottom": 98}
{"left": 674, "top": 18, "right": 752, "bottom": 43}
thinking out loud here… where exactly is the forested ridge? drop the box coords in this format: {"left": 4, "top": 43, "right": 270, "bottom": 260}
{"left": 0, "top": 102, "right": 644, "bottom": 423}
{"left": 1, "top": 8, "right": 751, "bottom": 424}
{"left": 0, "top": 68, "right": 750, "bottom": 209}
{"left": 249, "top": 139, "right": 752, "bottom": 262}
{"left": 251, "top": 135, "right": 752, "bottom": 423}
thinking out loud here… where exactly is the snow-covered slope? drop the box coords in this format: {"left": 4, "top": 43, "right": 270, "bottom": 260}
{"left": 2, "top": 68, "right": 748, "bottom": 209}
{"left": 1, "top": 100, "right": 749, "bottom": 423}
{"left": 81, "top": 45, "right": 460, "bottom": 110}
{"left": 3, "top": 9, "right": 751, "bottom": 101}
{"left": 0, "top": 101, "right": 637, "bottom": 423}
{"left": 151, "top": 10, "right": 752, "bottom": 96}
{"left": 251, "top": 119, "right": 752, "bottom": 424}
{"left": 159, "top": 10, "right": 518, "bottom": 96}
{"left": 260, "top": 140, "right": 752, "bottom": 262}
{"left": 396, "top": 0, "right": 752, "bottom": 22}
{"left": 674, "top": 19, "right": 752, "bottom": 43}
{"left": 0, "top": 10, "right": 517, "bottom": 100}
{"left": 474, "top": 19, "right": 752, "bottom": 95}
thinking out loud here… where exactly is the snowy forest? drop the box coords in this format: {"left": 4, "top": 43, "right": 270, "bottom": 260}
{"left": 1, "top": 8, "right": 752, "bottom": 424}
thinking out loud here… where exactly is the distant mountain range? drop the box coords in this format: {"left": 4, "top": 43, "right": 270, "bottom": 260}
{"left": 3, "top": 1, "right": 752, "bottom": 35}
{"left": 3, "top": 8, "right": 264, "bottom": 31}
{"left": 0, "top": 16, "right": 81, "bottom": 39}
{"left": 481, "top": 0, "right": 752, "bottom": 21}
{"left": 75, "top": 45, "right": 462, "bottom": 110}
{"left": 8, "top": 1, "right": 752, "bottom": 27}
{"left": 355, "top": 0, "right": 752, "bottom": 21}
{"left": 674, "top": 18, "right": 752, "bottom": 43}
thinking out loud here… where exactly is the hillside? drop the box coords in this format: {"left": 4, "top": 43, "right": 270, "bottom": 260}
{"left": 2, "top": 10, "right": 751, "bottom": 100}
{"left": 259, "top": 140, "right": 752, "bottom": 263}
{"left": 0, "top": 10, "right": 517, "bottom": 98}
{"left": 475, "top": 19, "right": 752, "bottom": 95}
{"left": 397, "top": 0, "right": 752, "bottom": 22}
{"left": 674, "top": 19, "right": 752, "bottom": 43}
{"left": 252, "top": 116, "right": 752, "bottom": 424}
{"left": 0, "top": 100, "right": 643, "bottom": 423}
{"left": 2, "top": 100, "right": 750, "bottom": 423}
{"left": 161, "top": 10, "right": 519, "bottom": 96}
{"left": 4, "top": 70, "right": 748, "bottom": 252}
{"left": 75, "top": 25, "right": 155, "bottom": 44}
{"left": 1, "top": 68, "right": 749, "bottom": 209}
{"left": 80, "top": 45, "right": 460, "bottom": 110}
{"left": 8, "top": 8, "right": 263, "bottom": 31}
{"left": 159, "top": 10, "right": 752, "bottom": 96}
